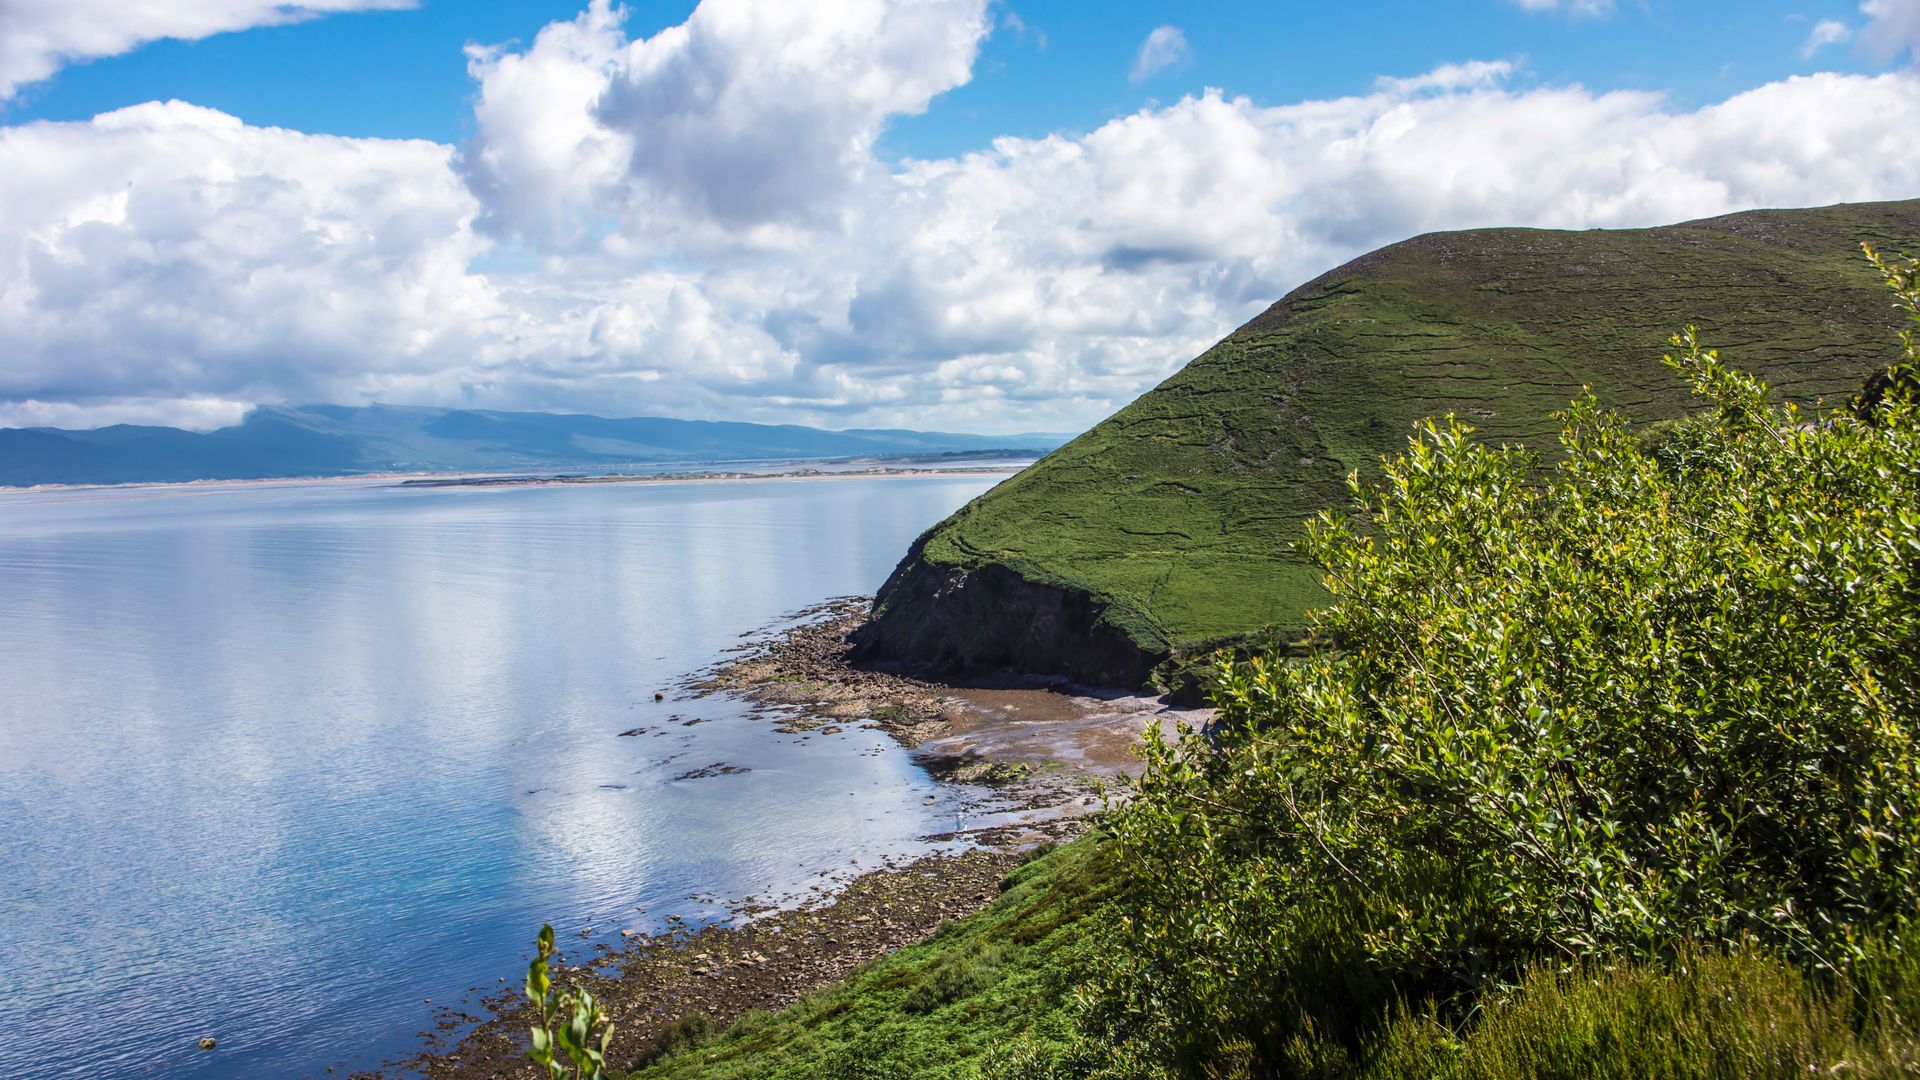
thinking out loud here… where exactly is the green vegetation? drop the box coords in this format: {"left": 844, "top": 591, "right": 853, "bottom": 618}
{"left": 1080, "top": 248, "right": 1920, "bottom": 1075}
{"left": 525, "top": 924, "right": 618, "bottom": 1080}
{"left": 865, "top": 200, "right": 1920, "bottom": 686}
{"left": 1358, "top": 947, "right": 1920, "bottom": 1079}
{"left": 627, "top": 837, "right": 1116, "bottom": 1079}
{"left": 1858, "top": 243, "right": 1920, "bottom": 417}
{"left": 609, "top": 247, "right": 1920, "bottom": 1079}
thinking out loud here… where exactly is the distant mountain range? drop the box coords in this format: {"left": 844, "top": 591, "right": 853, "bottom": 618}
{"left": 0, "top": 404, "right": 1072, "bottom": 487}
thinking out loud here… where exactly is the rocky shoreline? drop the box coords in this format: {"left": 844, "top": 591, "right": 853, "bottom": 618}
{"left": 383, "top": 597, "right": 1206, "bottom": 1077}
{"left": 377, "top": 847, "right": 1024, "bottom": 1079}
{"left": 692, "top": 597, "right": 1206, "bottom": 839}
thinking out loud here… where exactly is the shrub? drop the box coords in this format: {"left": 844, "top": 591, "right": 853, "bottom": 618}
{"left": 1854, "top": 244, "right": 1920, "bottom": 419}
{"left": 902, "top": 943, "right": 1009, "bottom": 1013}
{"left": 1085, "top": 250, "right": 1920, "bottom": 1073}
{"left": 640, "top": 1012, "right": 716, "bottom": 1065}
{"left": 724, "top": 1009, "right": 774, "bottom": 1039}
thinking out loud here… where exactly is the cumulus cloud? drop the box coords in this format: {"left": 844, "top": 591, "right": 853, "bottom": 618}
{"left": 1861, "top": 0, "right": 1920, "bottom": 63}
{"left": 461, "top": 0, "right": 990, "bottom": 246}
{"left": 1129, "top": 25, "right": 1189, "bottom": 85}
{"left": 0, "top": 102, "right": 495, "bottom": 422}
{"left": 5, "top": 0, "right": 1920, "bottom": 436}
{"left": 0, "top": 0, "right": 415, "bottom": 103}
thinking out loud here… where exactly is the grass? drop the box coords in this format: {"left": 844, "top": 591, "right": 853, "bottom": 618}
{"left": 625, "top": 837, "right": 1117, "bottom": 1080}
{"left": 621, "top": 831, "right": 1920, "bottom": 1079}
{"left": 1351, "top": 947, "right": 1920, "bottom": 1080}
{"left": 869, "top": 200, "right": 1920, "bottom": 684}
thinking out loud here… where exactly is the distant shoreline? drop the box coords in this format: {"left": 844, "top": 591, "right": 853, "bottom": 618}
{"left": 0, "top": 459, "right": 1033, "bottom": 496}
{"left": 395, "top": 464, "right": 1026, "bottom": 489}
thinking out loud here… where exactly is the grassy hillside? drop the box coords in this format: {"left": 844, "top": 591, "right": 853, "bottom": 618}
{"left": 627, "top": 837, "right": 1116, "bottom": 1079}
{"left": 859, "top": 200, "right": 1920, "bottom": 685}
{"left": 659, "top": 256, "right": 1920, "bottom": 1078}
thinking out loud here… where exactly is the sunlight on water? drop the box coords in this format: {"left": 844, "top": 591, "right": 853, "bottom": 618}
{"left": 0, "top": 475, "right": 999, "bottom": 1079}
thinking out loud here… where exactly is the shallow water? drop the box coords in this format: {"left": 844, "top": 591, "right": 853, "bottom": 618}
{"left": 0, "top": 474, "right": 1001, "bottom": 1079}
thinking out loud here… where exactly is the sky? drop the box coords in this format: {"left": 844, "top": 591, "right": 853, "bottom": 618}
{"left": 0, "top": 1, "right": 1917, "bottom": 434}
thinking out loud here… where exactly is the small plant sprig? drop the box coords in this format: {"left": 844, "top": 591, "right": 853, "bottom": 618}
{"left": 524, "top": 924, "right": 615, "bottom": 1080}
{"left": 1856, "top": 242, "right": 1920, "bottom": 416}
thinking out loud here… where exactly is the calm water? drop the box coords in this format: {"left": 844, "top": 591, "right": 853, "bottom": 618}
{"left": 0, "top": 474, "right": 1001, "bottom": 1079}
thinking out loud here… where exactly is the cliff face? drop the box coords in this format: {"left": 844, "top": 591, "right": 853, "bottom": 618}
{"left": 850, "top": 535, "right": 1167, "bottom": 688}
{"left": 857, "top": 200, "right": 1920, "bottom": 689}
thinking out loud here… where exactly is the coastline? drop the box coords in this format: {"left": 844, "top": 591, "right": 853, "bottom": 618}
{"left": 691, "top": 597, "right": 1203, "bottom": 827}
{"left": 394, "top": 465, "right": 1026, "bottom": 489}
{"left": 380, "top": 847, "right": 1025, "bottom": 1080}
{"left": 0, "top": 459, "right": 1035, "bottom": 497}
{"left": 388, "top": 597, "right": 1206, "bottom": 1076}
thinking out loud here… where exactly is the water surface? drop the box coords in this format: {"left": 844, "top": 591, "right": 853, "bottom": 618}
{"left": 0, "top": 474, "right": 1000, "bottom": 1078}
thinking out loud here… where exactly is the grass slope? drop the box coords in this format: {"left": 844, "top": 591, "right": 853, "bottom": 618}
{"left": 627, "top": 838, "right": 1115, "bottom": 1079}
{"left": 622, "top": 835, "right": 1920, "bottom": 1080}
{"left": 880, "top": 200, "right": 1920, "bottom": 675}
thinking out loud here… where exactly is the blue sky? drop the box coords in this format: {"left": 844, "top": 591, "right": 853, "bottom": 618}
{"left": 2, "top": 1, "right": 1891, "bottom": 151}
{"left": 0, "top": 0, "right": 1915, "bottom": 434}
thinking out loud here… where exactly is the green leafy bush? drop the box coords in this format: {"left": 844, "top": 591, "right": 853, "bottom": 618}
{"left": 1086, "top": 253, "right": 1920, "bottom": 1073}
{"left": 633, "top": 1012, "right": 716, "bottom": 1066}
{"left": 1856, "top": 245, "right": 1920, "bottom": 418}
{"left": 902, "top": 943, "right": 1009, "bottom": 1013}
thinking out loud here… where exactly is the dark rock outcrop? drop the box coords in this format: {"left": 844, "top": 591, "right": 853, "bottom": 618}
{"left": 849, "top": 536, "right": 1166, "bottom": 688}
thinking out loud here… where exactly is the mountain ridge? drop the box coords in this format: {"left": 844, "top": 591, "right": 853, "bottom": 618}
{"left": 0, "top": 403, "right": 1070, "bottom": 487}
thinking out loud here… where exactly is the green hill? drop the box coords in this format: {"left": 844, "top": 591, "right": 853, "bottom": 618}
{"left": 853, "top": 199, "right": 1920, "bottom": 687}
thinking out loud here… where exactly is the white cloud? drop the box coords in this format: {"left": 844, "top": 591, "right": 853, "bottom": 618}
{"left": 0, "top": 102, "right": 495, "bottom": 420}
{"left": 1129, "top": 25, "right": 1188, "bottom": 85}
{"left": 0, "top": 0, "right": 415, "bottom": 103}
{"left": 1861, "top": 0, "right": 1920, "bottom": 63}
{"left": 1512, "top": 0, "right": 1616, "bottom": 15}
{"left": 999, "top": 9, "right": 1046, "bottom": 50}
{"left": 0, "top": 396, "right": 251, "bottom": 432}
{"left": 4, "top": 0, "right": 1920, "bottom": 437}
{"left": 461, "top": 0, "right": 990, "bottom": 246}
{"left": 1802, "top": 19, "right": 1853, "bottom": 59}
{"left": 1376, "top": 59, "right": 1516, "bottom": 95}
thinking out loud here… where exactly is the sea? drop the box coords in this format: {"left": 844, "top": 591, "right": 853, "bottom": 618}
{"left": 0, "top": 471, "right": 1006, "bottom": 1078}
